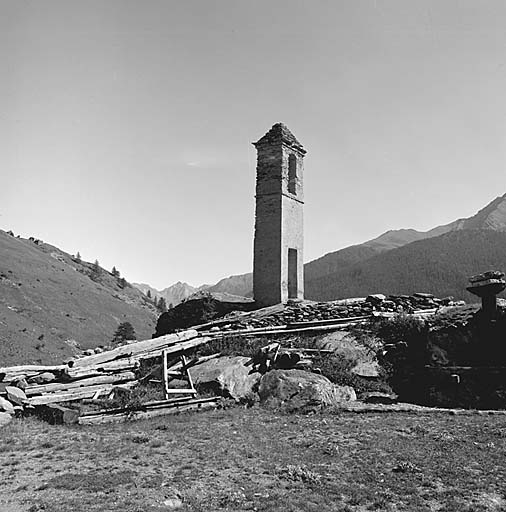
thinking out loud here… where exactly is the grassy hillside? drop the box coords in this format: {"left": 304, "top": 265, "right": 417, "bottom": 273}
{"left": 0, "top": 230, "right": 158, "bottom": 365}
{"left": 306, "top": 230, "right": 506, "bottom": 301}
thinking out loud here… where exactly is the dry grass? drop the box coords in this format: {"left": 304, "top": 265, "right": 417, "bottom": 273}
{"left": 1, "top": 407, "right": 506, "bottom": 511}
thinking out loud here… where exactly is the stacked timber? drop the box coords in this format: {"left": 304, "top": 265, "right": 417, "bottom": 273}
{"left": 0, "top": 329, "right": 213, "bottom": 422}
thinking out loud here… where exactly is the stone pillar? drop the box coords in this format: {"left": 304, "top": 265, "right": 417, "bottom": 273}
{"left": 252, "top": 123, "right": 306, "bottom": 307}
{"left": 467, "top": 270, "right": 506, "bottom": 320}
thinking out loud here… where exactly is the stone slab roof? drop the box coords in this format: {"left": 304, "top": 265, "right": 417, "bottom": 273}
{"left": 254, "top": 123, "right": 306, "bottom": 152}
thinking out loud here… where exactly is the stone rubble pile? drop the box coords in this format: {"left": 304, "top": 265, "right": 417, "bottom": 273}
{"left": 214, "top": 293, "right": 462, "bottom": 332}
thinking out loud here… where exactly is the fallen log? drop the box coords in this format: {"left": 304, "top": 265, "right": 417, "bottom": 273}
{"left": 25, "top": 371, "right": 136, "bottom": 396}
{"left": 33, "top": 404, "right": 80, "bottom": 425}
{"left": 78, "top": 397, "right": 219, "bottom": 425}
{"left": 65, "top": 359, "right": 140, "bottom": 379}
{"left": 71, "top": 330, "right": 199, "bottom": 367}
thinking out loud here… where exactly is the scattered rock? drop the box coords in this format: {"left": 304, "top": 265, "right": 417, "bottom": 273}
{"left": 366, "top": 294, "right": 386, "bottom": 305}
{"left": 362, "top": 392, "right": 398, "bottom": 404}
{"left": 258, "top": 369, "right": 356, "bottom": 411}
{"left": 0, "top": 412, "right": 12, "bottom": 427}
{"left": 0, "top": 396, "right": 15, "bottom": 414}
{"left": 5, "top": 386, "right": 28, "bottom": 405}
{"left": 163, "top": 498, "right": 183, "bottom": 510}
{"left": 27, "top": 372, "right": 56, "bottom": 385}
{"left": 12, "top": 377, "right": 28, "bottom": 390}
{"left": 191, "top": 356, "right": 260, "bottom": 401}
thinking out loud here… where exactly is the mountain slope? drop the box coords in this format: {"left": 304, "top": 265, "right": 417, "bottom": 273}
{"left": 0, "top": 230, "right": 158, "bottom": 365}
{"left": 305, "top": 230, "right": 506, "bottom": 301}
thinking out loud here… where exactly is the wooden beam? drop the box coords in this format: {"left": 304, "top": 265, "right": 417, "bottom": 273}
{"left": 25, "top": 371, "right": 136, "bottom": 396}
{"left": 78, "top": 398, "right": 218, "bottom": 425}
{"left": 71, "top": 330, "right": 200, "bottom": 367}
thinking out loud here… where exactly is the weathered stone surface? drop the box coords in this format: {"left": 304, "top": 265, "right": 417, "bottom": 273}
{"left": 0, "top": 396, "right": 15, "bottom": 414}
{"left": 351, "top": 361, "right": 381, "bottom": 378}
{"left": 258, "top": 369, "right": 356, "bottom": 410}
{"left": 0, "top": 412, "right": 12, "bottom": 427}
{"left": 191, "top": 356, "right": 260, "bottom": 401}
{"left": 5, "top": 386, "right": 28, "bottom": 405}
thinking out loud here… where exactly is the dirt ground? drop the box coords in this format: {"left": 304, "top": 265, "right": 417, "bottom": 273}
{"left": 1, "top": 406, "right": 506, "bottom": 512}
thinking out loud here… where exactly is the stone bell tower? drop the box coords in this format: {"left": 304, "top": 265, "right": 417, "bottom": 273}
{"left": 253, "top": 123, "right": 306, "bottom": 307}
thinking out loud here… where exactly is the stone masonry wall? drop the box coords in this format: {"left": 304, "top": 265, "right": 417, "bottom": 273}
{"left": 253, "top": 125, "right": 305, "bottom": 307}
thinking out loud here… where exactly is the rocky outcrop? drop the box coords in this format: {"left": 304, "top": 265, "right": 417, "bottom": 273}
{"left": 258, "top": 369, "right": 356, "bottom": 411}
{"left": 191, "top": 356, "right": 260, "bottom": 402}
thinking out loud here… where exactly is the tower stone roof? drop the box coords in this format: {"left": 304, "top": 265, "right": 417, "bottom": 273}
{"left": 254, "top": 123, "right": 306, "bottom": 153}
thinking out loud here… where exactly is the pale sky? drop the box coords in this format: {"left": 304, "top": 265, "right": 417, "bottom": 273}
{"left": 2, "top": 0, "right": 506, "bottom": 289}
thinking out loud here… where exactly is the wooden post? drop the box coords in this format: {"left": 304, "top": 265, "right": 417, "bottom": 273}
{"left": 162, "top": 350, "right": 169, "bottom": 400}
{"left": 181, "top": 355, "right": 197, "bottom": 396}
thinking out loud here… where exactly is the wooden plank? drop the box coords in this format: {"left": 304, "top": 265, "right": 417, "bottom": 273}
{"left": 28, "top": 384, "right": 115, "bottom": 405}
{"left": 164, "top": 388, "right": 198, "bottom": 394}
{"left": 130, "top": 336, "right": 212, "bottom": 361}
{"left": 71, "top": 330, "right": 199, "bottom": 367}
{"left": 0, "top": 365, "right": 66, "bottom": 377}
{"left": 162, "top": 350, "right": 169, "bottom": 400}
{"left": 180, "top": 353, "right": 221, "bottom": 372}
{"left": 203, "top": 321, "right": 369, "bottom": 338}
{"left": 25, "top": 371, "right": 136, "bottom": 396}
{"left": 287, "top": 315, "right": 371, "bottom": 328}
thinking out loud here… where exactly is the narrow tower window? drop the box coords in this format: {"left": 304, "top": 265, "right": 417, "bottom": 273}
{"left": 288, "top": 154, "right": 297, "bottom": 194}
{"left": 288, "top": 248, "right": 298, "bottom": 298}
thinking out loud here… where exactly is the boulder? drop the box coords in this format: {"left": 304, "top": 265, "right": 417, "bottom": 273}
{"left": 0, "top": 396, "right": 15, "bottom": 415}
{"left": 258, "top": 369, "right": 356, "bottom": 411}
{"left": 191, "top": 356, "right": 260, "bottom": 401}
{"left": 5, "top": 386, "right": 28, "bottom": 405}
{"left": 0, "top": 412, "right": 12, "bottom": 427}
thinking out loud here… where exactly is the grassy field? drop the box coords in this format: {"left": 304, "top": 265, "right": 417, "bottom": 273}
{"left": 1, "top": 407, "right": 506, "bottom": 512}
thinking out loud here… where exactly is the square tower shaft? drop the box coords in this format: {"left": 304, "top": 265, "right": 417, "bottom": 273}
{"left": 253, "top": 123, "right": 306, "bottom": 307}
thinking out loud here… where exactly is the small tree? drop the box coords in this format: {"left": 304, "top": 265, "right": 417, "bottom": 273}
{"left": 118, "top": 277, "right": 127, "bottom": 288}
{"left": 112, "top": 321, "right": 136, "bottom": 343}
{"left": 75, "top": 252, "right": 81, "bottom": 263}
{"left": 90, "top": 259, "right": 102, "bottom": 281}
{"left": 153, "top": 296, "right": 159, "bottom": 308}
{"left": 168, "top": 302, "right": 174, "bottom": 310}
{"left": 111, "top": 266, "right": 120, "bottom": 278}
{"left": 146, "top": 289, "right": 152, "bottom": 299}
{"left": 157, "top": 297, "right": 167, "bottom": 313}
